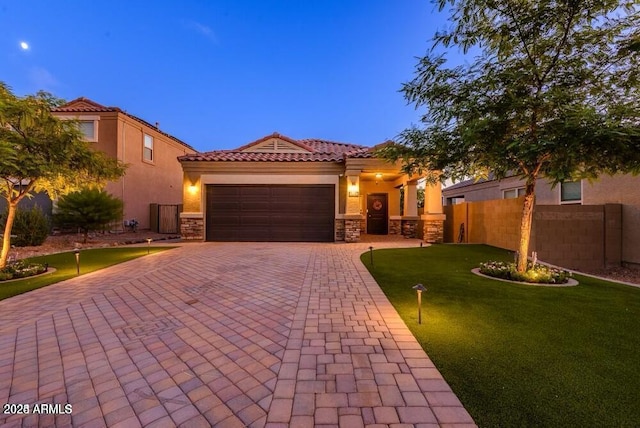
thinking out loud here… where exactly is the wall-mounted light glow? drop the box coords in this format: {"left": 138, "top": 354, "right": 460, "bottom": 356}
{"left": 188, "top": 184, "right": 198, "bottom": 194}
{"left": 348, "top": 176, "right": 359, "bottom": 197}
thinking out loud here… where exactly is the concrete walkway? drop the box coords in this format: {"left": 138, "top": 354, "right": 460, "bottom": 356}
{"left": 0, "top": 241, "right": 475, "bottom": 427}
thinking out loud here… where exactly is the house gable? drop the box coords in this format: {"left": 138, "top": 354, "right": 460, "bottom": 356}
{"left": 242, "top": 137, "right": 310, "bottom": 153}
{"left": 54, "top": 97, "right": 115, "bottom": 112}
{"left": 237, "top": 133, "right": 314, "bottom": 153}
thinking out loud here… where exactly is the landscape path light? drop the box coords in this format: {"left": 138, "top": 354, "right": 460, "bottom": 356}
{"left": 74, "top": 248, "right": 80, "bottom": 276}
{"left": 369, "top": 246, "right": 374, "bottom": 266}
{"left": 147, "top": 238, "right": 152, "bottom": 254}
{"left": 412, "top": 283, "right": 427, "bottom": 324}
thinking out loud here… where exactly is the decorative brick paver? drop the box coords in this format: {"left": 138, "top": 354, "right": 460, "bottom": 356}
{"left": 0, "top": 241, "right": 475, "bottom": 427}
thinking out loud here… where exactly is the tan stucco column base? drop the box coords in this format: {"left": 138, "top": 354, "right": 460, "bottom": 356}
{"left": 343, "top": 215, "right": 364, "bottom": 243}
{"left": 422, "top": 213, "right": 446, "bottom": 243}
{"left": 180, "top": 212, "right": 204, "bottom": 240}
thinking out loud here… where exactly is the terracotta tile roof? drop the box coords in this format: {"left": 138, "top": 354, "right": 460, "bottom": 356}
{"left": 179, "top": 133, "right": 372, "bottom": 162}
{"left": 52, "top": 97, "right": 195, "bottom": 151}
{"left": 52, "top": 97, "right": 114, "bottom": 113}
{"left": 343, "top": 140, "right": 394, "bottom": 159}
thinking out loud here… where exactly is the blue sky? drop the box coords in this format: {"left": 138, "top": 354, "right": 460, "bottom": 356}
{"left": 1, "top": 1, "right": 453, "bottom": 152}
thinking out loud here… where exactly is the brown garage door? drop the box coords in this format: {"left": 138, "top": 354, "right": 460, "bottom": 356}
{"left": 206, "top": 185, "right": 335, "bottom": 242}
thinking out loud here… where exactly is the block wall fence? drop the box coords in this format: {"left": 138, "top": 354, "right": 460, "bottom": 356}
{"left": 443, "top": 198, "right": 623, "bottom": 271}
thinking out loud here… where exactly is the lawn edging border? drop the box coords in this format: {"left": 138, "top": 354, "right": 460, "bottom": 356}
{"left": 0, "top": 268, "right": 57, "bottom": 283}
{"left": 471, "top": 268, "right": 579, "bottom": 287}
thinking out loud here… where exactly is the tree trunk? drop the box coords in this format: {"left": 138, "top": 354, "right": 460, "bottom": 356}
{"left": 517, "top": 181, "right": 536, "bottom": 273}
{"left": 0, "top": 202, "right": 18, "bottom": 269}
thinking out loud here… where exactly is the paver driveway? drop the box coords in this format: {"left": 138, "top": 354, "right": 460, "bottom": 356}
{"left": 0, "top": 242, "right": 475, "bottom": 427}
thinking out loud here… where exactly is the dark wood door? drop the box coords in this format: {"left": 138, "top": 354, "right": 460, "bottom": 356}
{"left": 206, "top": 185, "right": 335, "bottom": 242}
{"left": 367, "top": 193, "right": 388, "bottom": 234}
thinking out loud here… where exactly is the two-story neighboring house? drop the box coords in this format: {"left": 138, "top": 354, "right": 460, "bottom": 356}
{"left": 52, "top": 98, "right": 196, "bottom": 231}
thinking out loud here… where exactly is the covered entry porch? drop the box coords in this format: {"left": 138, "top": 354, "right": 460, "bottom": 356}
{"left": 336, "top": 155, "right": 445, "bottom": 243}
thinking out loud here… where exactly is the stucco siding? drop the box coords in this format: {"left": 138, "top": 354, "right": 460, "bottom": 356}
{"left": 583, "top": 174, "right": 640, "bottom": 266}
{"left": 111, "top": 116, "right": 192, "bottom": 229}
{"left": 54, "top": 103, "right": 194, "bottom": 232}
{"left": 443, "top": 176, "right": 559, "bottom": 204}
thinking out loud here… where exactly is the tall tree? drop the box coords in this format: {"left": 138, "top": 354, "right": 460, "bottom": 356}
{"left": 378, "top": 0, "right": 640, "bottom": 271}
{"left": 0, "top": 83, "right": 126, "bottom": 268}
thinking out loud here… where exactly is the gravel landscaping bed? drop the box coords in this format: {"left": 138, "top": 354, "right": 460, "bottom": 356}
{"left": 580, "top": 266, "right": 640, "bottom": 286}
{"left": 9, "top": 232, "right": 180, "bottom": 260}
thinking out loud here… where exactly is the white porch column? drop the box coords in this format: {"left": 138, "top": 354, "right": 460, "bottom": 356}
{"left": 403, "top": 182, "right": 418, "bottom": 217}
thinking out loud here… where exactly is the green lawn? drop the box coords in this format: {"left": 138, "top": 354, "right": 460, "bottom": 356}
{"left": 362, "top": 244, "right": 640, "bottom": 428}
{"left": 0, "top": 247, "right": 175, "bottom": 301}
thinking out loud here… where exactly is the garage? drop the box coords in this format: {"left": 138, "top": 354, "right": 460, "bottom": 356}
{"left": 206, "top": 184, "right": 335, "bottom": 242}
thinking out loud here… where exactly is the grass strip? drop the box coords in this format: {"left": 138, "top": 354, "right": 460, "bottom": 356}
{"left": 0, "top": 246, "right": 175, "bottom": 301}
{"left": 362, "top": 244, "right": 640, "bottom": 427}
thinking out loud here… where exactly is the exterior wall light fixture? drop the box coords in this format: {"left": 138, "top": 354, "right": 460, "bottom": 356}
{"left": 348, "top": 177, "right": 359, "bottom": 197}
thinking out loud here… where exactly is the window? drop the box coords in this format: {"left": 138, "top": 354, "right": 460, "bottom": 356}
{"left": 143, "top": 134, "right": 154, "bottom": 162}
{"left": 502, "top": 187, "right": 526, "bottom": 199}
{"left": 560, "top": 181, "right": 581, "bottom": 203}
{"left": 78, "top": 120, "right": 97, "bottom": 141}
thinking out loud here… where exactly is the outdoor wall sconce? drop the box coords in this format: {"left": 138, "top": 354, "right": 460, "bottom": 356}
{"left": 348, "top": 177, "right": 359, "bottom": 197}
{"left": 375, "top": 173, "right": 382, "bottom": 184}
{"left": 74, "top": 248, "right": 80, "bottom": 276}
{"left": 412, "top": 283, "right": 427, "bottom": 324}
{"left": 188, "top": 184, "right": 198, "bottom": 194}
{"left": 147, "top": 238, "right": 152, "bottom": 254}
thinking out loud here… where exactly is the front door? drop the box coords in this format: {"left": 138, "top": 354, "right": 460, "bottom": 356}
{"left": 367, "top": 193, "right": 388, "bottom": 234}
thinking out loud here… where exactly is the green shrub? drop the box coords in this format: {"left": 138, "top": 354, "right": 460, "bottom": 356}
{"left": 0, "top": 205, "right": 50, "bottom": 247}
{"left": 53, "top": 188, "right": 123, "bottom": 243}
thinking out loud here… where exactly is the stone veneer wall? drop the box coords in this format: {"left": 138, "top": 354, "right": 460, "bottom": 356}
{"left": 389, "top": 219, "right": 401, "bottom": 235}
{"left": 335, "top": 219, "right": 345, "bottom": 241}
{"left": 424, "top": 220, "right": 444, "bottom": 243}
{"left": 181, "top": 217, "right": 204, "bottom": 240}
{"left": 402, "top": 220, "right": 418, "bottom": 238}
{"left": 345, "top": 219, "right": 362, "bottom": 243}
